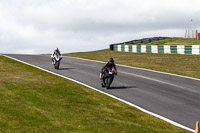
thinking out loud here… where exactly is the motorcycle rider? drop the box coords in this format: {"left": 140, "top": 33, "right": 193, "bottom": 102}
{"left": 100, "top": 58, "right": 117, "bottom": 87}
{"left": 51, "top": 48, "right": 62, "bottom": 64}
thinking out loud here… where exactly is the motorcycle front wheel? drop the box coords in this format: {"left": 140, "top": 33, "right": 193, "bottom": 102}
{"left": 106, "top": 77, "right": 110, "bottom": 89}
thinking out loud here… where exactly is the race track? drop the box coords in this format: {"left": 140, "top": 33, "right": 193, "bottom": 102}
{"left": 4, "top": 54, "right": 200, "bottom": 130}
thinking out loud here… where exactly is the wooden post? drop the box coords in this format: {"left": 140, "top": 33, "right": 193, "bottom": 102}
{"left": 188, "top": 30, "right": 190, "bottom": 38}
{"left": 185, "top": 30, "right": 187, "bottom": 38}
{"left": 192, "top": 30, "right": 194, "bottom": 39}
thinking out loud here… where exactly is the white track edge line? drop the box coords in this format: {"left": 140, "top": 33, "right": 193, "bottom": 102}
{"left": 66, "top": 56, "right": 200, "bottom": 81}
{"left": 2, "top": 54, "right": 194, "bottom": 132}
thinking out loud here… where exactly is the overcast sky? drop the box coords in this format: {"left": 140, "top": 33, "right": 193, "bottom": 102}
{"left": 0, "top": 0, "right": 200, "bottom": 54}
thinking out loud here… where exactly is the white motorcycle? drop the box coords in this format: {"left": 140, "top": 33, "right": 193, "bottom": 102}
{"left": 53, "top": 54, "right": 62, "bottom": 69}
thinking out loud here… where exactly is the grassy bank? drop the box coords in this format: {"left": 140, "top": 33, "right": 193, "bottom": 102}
{"left": 146, "top": 38, "right": 200, "bottom": 45}
{"left": 64, "top": 49, "right": 200, "bottom": 79}
{"left": 121, "top": 38, "right": 200, "bottom": 45}
{"left": 0, "top": 56, "right": 191, "bottom": 133}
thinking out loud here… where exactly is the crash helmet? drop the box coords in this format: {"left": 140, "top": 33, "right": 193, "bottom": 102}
{"left": 108, "top": 58, "right": 114, "bottom": 64}
{"left": 55, "top": 48, "right": 59, "bottom": 51}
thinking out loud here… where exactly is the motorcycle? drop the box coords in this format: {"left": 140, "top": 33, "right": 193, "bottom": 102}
{"left": 100, "top": 67, "right": 115, "bottom": 89}
{"left": 53, "top": 54, "right": 62, "bottom": 69}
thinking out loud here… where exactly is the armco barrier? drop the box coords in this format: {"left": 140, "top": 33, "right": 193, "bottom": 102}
{"left": 109, "top": 37, "right": 179, "bottom": 50}
{"left": 112, "top": 44, "right": 200, "bottom": 55}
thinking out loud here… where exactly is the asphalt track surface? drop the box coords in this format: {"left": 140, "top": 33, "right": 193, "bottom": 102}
{"left": 4, "top": 54, "right": 200, "bottom": 130}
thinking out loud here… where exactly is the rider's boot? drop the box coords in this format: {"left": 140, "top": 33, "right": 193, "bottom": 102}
{"left": 100, "top": 72, "right": 105, "bottom": 87}
{"left": 52, "top": 58, "right": 54, "bottom": 64}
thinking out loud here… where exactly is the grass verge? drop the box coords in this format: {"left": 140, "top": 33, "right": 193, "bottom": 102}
{"left": 64, "top": 49, "right": 200, "bottom": 79}
{"left": 0, "top": 55, "right": 191, "bottom": 133}
{"left": 146, "top": 38, "right": 200, "bottom": 45}
{"left": 122, "top": 38, "right": 200, "bottom": 45}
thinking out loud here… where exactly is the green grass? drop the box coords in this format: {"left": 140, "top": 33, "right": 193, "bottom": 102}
{"left": 145, "top": 38, "right": 200, "bottom": 45}
{"left": 124, "top": 38, "right": 200, "bottom": 45}
{"left": 64, "top": 49, "right": 200, "bottom": 79}
{"left": 0, "top": 56, "right": 191, "bottom": 133}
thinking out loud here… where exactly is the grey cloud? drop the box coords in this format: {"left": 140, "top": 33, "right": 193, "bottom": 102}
{"left": 0, "top": 0, "right": 200, "bottom": 54}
